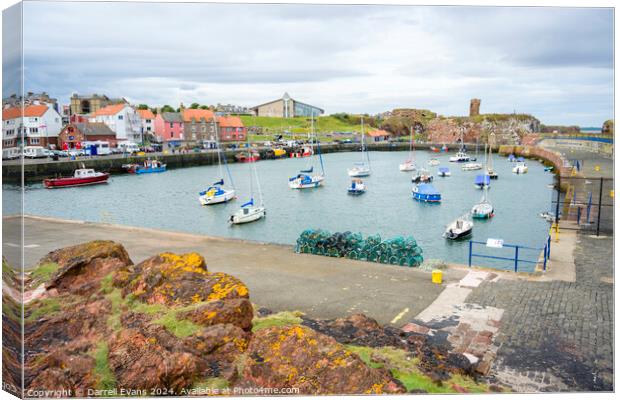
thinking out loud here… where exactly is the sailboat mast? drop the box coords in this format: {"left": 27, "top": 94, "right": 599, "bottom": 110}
{"left": 361, "top": 117, "right": 365, "bottom": 163}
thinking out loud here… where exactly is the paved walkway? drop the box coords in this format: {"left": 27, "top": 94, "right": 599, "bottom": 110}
{"left": 466, "top": 233, "right": 613, "bottom": 391}
{"left": 3, "top": 215, "right": 465, "bottom": 326}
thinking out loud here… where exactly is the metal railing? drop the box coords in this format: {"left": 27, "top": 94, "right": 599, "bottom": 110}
{"left": 468, "top": 236, "right": 551, "bottom": 273}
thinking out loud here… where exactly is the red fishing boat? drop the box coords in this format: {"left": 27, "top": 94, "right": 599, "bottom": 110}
{"left": 234, "top": 151, "right": 260, "bottom": 163}
{"left": 43, "top": 168, "right": 109, "bottom": 188}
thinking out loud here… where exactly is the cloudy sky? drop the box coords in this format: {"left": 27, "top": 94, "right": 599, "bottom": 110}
{"left": 5, "top": 2, "right": 615, "bottom": 125}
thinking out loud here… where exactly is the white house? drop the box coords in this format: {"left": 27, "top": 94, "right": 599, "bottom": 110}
{"left": 136, "top": 108, "right": 157, "bottom": 141}
{"left": 2, "top": 104, "right": 63, "bottom": 148}
{"left": 88, "top": 104, "right": 142, "bottom": 143}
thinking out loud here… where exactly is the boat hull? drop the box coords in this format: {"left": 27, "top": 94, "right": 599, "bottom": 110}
{"left": 199, "top": 189, "right": 235, "bottom": 205}
{"left": 44, "top": 173, "right": 109, "bottom": 188}
{"left": 512, "top": 167, "right": 528, "bottom": 174}
{"left": 135, "top": 166, "right": 167, "bottom": 174}
{"left": 347, "top": 168, "right": 371, "bottom": 177}
{"left": 288, "top": 175, "right": 324, "bottom": 189}
{"left": 444, "top": 227, "right": 473, "bottom": 240}
{"left": 399, "top": 163, "right": 416, "bottom": 172}
{"left": 230, "top": 207, "right": 266, "bottom": 224}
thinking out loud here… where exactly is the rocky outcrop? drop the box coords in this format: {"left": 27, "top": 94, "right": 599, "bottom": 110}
{"left": 240, "top": 325, "right": 405, "bottom": 394}
{"left": 11, "top": 241, "right": 492, "bottom": 395}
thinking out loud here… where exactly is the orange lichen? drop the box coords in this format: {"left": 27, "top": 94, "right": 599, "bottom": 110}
{"left": 206, "top": 273, "right": 249, "bottom": 301}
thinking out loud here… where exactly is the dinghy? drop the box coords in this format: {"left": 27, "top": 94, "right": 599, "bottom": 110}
{"left": 412, "top": 183, "right": 441, "bottom": 203}
{"left": 462, "top": 162, "right": 482, "bottom": 171}
{"left": 399, "top": 126, "right": 417, "bottom": 171}
{"left": 347, "top": 178, "right": 366, "bottom": 195}
{"left": 230, "top": 157, "right": 265, "bottom": 225}
{"left": 443, "top": 215, "right": 473, "bottom": 240}
{"left": 427, "top": 158, "right": 440, "bottom": 166}
{"left": 438, "top": 167, "right": 451, "bottom": 177}
{"left": 348, "top": 117, "right": 371, "bottom": 177}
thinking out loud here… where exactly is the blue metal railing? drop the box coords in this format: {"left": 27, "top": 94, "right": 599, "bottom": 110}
{"left": 468, "top": 236, "right": 551, "bottom": 273}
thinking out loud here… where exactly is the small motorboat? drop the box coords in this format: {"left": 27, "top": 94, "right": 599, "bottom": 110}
{"left": 44, "top": 168, "right": 109, "bottom": 188}
{"left": 288, "top": 173, "right": 324, "bottom": 189}
{"left": 347, "top": 178, "right": 366, "bottom": 195}
{"left": 427, "top": 158, "right": 440, "bottom": 166}
{"left": 290, "top": 146, "right": 313, "bottom": 158}
{"left": 199, "top": 179, "right": 236, "bottom": 205}
{"left": 412, "top": 168, "right": 433, "bottom": 183}
{"left": 348, "top": 162, "right": 371, "bottom": 177}
{"left": 487, "top": 168, "right": 498, "bottom": 179}
{"left": 449, "top": 151, "right": 471, "bottom": 163}
{"left": 441, "top": 144, "right": 449, "bottom": 152}
{"left": 474, "top": 174, "right": 491, "bottom": 189}
{"left": 438, "top": 167, "right": 451, "bottom": 177}
{"left": 123, "top": 159, "right": 167, "bottom": 174}
{"left": 508, "top": 154, "right": 517, "bottom": 162}
{"left": 229, "top": 199, "right": 265, "bottom": 224}
{"left": 462, "top": 162, "right": 482, "bottom": 171}
{"left": 512, "top": 161, "right": 528, "bottom": 174}
{"left": 544, "top": 166, "right": 554, "bottom": 172}
{"left": 412, "top": 183, "right": 441, "bottom": 203}
{"left": 443, "top": 215, "right": 473, "bottom": 240}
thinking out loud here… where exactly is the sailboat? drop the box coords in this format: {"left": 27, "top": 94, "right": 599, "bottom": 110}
{"left": 199, "top": 122, "right": 236, "bottom": 205}
{"left": 399, "top": 126, "right": 417, "bottom": 171}
{"left": 461, "top": 139, "right": 482, "bottom": 170}
{"left": 230, "top": 156, "right": 265, "bottom": 224}
{"left": 449, "top": 128, "right": 472, "bottom": 163}
{"left": 348, "top": 117, "right": 371, "bottom": 177}
{"left": 472, "top": 144, "right": 494, "bottom": 219}
{"left": 487, "top": 141, "right": 498, "bottom": 179}
{"left": 288, "top": 113, "right": 325, "bottom": 189}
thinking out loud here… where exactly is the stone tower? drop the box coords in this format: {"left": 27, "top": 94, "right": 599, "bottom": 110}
{"left": 469, "top": 98, "right": 481, "bottom": 117}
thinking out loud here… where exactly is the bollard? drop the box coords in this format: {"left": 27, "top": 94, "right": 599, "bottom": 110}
{"left": 432, "top": 270, "right": 443, "bottom": 284}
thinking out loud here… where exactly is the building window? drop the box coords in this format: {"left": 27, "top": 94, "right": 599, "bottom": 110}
{"left": 170, "top": 132, "right": 173, "bottom": 138}
{"left": 30, "top": 137, "right": 40, "bottom": 144}
{"left": 170, "top": 122, "right": 173, "bottom": 128}
{"left": 191, "top": 126, "right": 196, "bottom": 133}
{"left": 146, "top": 127, "right": 151, "bottom": 131}
{"left": 201, "top": 125, "right": 207, "bottom": 132}
{"left": 30, "top": 127, "right": 38, "bottom": 134}
{"left": 146, "top": 119, "right": 151, "bottom": 123}
{"left": 118, "top": 115, "right": 123, "bottom": 120}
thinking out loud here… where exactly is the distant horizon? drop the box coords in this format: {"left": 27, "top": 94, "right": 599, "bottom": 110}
{"left": 3, "top": 2, "right": 613, "bottom": 126}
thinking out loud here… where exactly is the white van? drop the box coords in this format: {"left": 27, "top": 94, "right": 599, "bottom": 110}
{"left": 2, "top": 147, "right": 20, "bottom": 160}
{"left": 117, "top": 141, "right": 140, "bottom": 154}
{"left": 23, "top": 146, "right": 48, "bottom": 159}
{"left": 83, "top": 140, "right": 112, "bottom": 156}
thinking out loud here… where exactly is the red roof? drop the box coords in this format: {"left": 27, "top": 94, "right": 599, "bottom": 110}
{"left": 217, "top": 115, "right": 244, "bottom": 128}
{"left": 367, "top": 129, "right": 391, "bottom": 137}
{"left": 2, "top": 105, "right": 48, "bottom": 120}
{"left": 137, "top": 109, "right": 155, "bottom": 119}
{"left": 92, "top": 104, "right": 126, "bottom": 116}
{"left": 182, "top": 109, "right": 215, "bottom": 122}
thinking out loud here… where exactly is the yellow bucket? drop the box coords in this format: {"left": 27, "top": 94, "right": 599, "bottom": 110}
{"left": 432, "top": 270, "right": 442, "bottom": 284}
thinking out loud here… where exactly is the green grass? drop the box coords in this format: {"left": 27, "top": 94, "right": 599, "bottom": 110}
{"left": 240, "top": 116, "right": 366, "bottom": 136}
{"left": 251, "top": 311, "right": 304, "bottom": 332}
{"left": 152, "top": 312, "right": 202, "bottom": 338}
{"left": 29, "top": 262, "right": 59, "bottom": 287}
{"left": 346, "top": 345, "right": 489, "bottom": 394}
{"left": 192, "top": 377, "right": 229, "bottom": 391}
{"left": 26, "top": 297, "right": 61, "bottom": 322}
{"left": 92, "top": 341, "right": 116, "bottom": 391}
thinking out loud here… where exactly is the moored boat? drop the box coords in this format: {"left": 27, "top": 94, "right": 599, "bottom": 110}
{"left": 472, "top": 201, "right": 494, "bottom": 219}
{"left": 462, "top": 162, "right": 482, "bottom": 171}
{"left": 235, "top": 151, "right": 260, "bottom": 163}
{"left": 449, "top": 151, "right": 471, "bottom": 163}
{"left": 44, "top": 168, "right": 109, "bottom": 188}
{"left": 229, "top": 200, "right": 266, "bottom": 224}
{"left": 412, "top": 168, "right": 433, "bottom": 183}
{"left": 474, "top": 174, "right": 491, "bottom": 189}
{"left": 399, "top": 126, "right": 417, "bottom": 171}
{"left": 512, "top": 161, "right": 528, "bottom": 174}
{"left": 443, "top": 215, "right": 473, "bottom": 240}
{"left": 412, "top": 183, "right": 441, "bottom": 202}
{"left": 427, "top": 158, "right": 440, "bottom": 166}
{"left": 289, "top": 114, "right": 325, "bottom": 189}
{"left": 347, "top": 178, "right": 366, "bottom": 195}
{"left": 199, "top": 180, "right": 236, "bottom": 205}
{"left": 348, "top": 117, "right": 371, "bottom": 177}
{"left": 123, "top": 159, "right": 167, "bottom": 174}
{"left": 438, "top": 167, "right": 451, "bottom": 177}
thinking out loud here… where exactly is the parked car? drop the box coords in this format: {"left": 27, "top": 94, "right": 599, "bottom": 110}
{"left": 23, "top": 146, "right": 48, "bottom": 159}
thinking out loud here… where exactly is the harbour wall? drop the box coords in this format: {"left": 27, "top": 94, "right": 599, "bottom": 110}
{"left": 2, "top": 142, "right": 468, "bottom": 183}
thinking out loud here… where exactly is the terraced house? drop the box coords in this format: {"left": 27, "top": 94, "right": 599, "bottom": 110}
{"left": 217, "top": 116, "right": 246, "bottom": 142}
{"left": 2, "top": 104, "right": 62, "bottom": 148}
{"left": 154, "top": 112, "right": 184, "bottom": 147}
{"left": 88, "top": 104, "right": 142, "bottom": 143}
{"left": 181, "top": 108, "right": 217, "bottom": 144}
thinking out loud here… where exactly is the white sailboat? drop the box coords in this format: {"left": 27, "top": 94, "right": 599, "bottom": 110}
{"left": 487, "top": 134, "right": 498, "bottom": 179}
{"left": 230, "top": 157, "right": 265, "bottom": 224}
{"left": 288, "top": 113, "right": 325, "bottom": 189}
{"left": 348, "top": 117, "right": 371, "bottom": 177}
{"left": 399, "top": 126, "right": 417, "bottom": 171}
{"left": 472, "top": 145, "right": 494, "bottom": 219}
{"left": 449, "top": 127, "right": 472, "bottom": 163}
{"left": 199, "top": 121, "right": 236, "bottom": 205}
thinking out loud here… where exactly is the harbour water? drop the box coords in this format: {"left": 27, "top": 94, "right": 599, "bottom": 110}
{"left": 3, "top": 150, "right": 554, "bottom": 268}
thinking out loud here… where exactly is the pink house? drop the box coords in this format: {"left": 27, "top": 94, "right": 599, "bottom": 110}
{"left": 154, "top": 112, "right": 184, "bottom": 144}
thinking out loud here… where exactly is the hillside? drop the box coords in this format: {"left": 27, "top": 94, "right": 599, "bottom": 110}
{"left": 239, "top": 115, "right": 368, "bottom": 141}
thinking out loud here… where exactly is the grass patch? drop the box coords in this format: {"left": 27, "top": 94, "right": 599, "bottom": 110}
{"left": 346, "top": 345, "right": 488, "bottom": 394}
{"left": 251, "top": 311, "right": 304, "bottom": 332}
{"left": 105, "top": 288, "right": 124, "bottom": 332}
{"left": 152, "top": 312, "right": 202, "bottom": 338}
{"left": 26, "top": 297, "right": 61, "bottom": 322}
{"left": 92, "top": 341, "right": 116, "bottom": 391}
{"left": 29, "top": 262, "right": 59, "bottom": 287}
{"left": 192, "top": 377, "right": 229, "bottom": 391}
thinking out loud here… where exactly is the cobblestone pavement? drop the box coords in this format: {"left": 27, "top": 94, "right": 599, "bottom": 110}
{"left": 466, "top": 233, "right": 614, "bottom": 391}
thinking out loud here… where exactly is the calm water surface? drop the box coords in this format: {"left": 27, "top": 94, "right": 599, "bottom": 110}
{"left": 4, "top": 151, "right": 555, "bottom": 268}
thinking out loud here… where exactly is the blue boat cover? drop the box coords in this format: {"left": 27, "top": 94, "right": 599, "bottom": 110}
{"left": 213, "top": 179, "right": 224, "bottom": 186}
{"left": 241, "top": 198, "right": 254, "bottom": 208}
{"left": 475, "top": 175, "right": 491, "bottom": 185}
{"left": 438, "top": 167, "right": 449, "bottom": 173}
{"left": 508, "top": 154, "right": 515, "bottom": 160}
{"left": 300, "top": 166, "right": 313, "bottom": 173}
{"left": 289, "top": 174, "right": 312, "bottom": 184}
{"left": 517, "top": 157, "right": 525, "bottom": 162}
{"left": 416, "top": 183, "right": 440, "bottom": 195}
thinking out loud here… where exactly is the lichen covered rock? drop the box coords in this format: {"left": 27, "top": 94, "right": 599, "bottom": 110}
{"left": 240, "top": 325, "right": 406, "bottom": 394}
